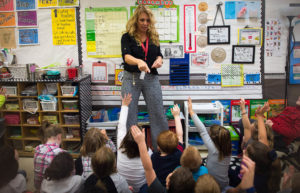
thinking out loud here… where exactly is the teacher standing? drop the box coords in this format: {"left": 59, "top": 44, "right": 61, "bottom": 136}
{"left": 121, "top": 5, "right": 168, "bottom": 150}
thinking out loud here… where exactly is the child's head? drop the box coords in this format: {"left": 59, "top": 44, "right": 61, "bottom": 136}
{"left": 251, "top": 121, "right": 274, "bottom": 148}
{"left": 209, "top": 125, "right": 231, "bottom": 160}
{"left": 167, "top": 167, "right": 195, "bottom": 193}
{"left": 40, "top": 121, "right": 63, "bottom": 144}
{"left": 157, "top": 130, "right": 178, "bottom": 154}
{"left": 80, "top": 127, "right": 106, "bottom": 157}
{"left": 44, "top": 152, "right": 74, "bottom": 181}
{"left": 119, "top": 126, "right": 141, "bottom": 158}
{"left": 194, "top": 174, "right": 221, "bottom": 193}
{"left": 0, "top": 145, "right": 19, "bottom": 189}
{"left": 246, "top": 141, "right": 281, "bottom": 193}
{"left": 180, "top": 146, "right": 202, "bottom": 172}
{"left": 92, "top": 146, "right": 116, "bottom": 192}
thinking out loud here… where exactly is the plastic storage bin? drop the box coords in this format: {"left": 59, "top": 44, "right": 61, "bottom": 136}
{"left": 62, "top": 100, "right": 78, "bottom": 110}
{"left": 42, "top": 115, "right": 58, "bottom": 124}
{"left": 61, "top": 86, "right": 77, "bottom": 96}
{"left": 5, "top": 103, "right": 19, "bottom": 110}
{"left": 40, "top": 101, "right": 57, "bottom": 111}
{"left": 4, "top": 114, "right": 20, "bottom": 124}
{"left": 2, "top": 86, "right": 17, "bottom": 96}
{"left": 64, "top": 114, "right": 80, "bottom": 125}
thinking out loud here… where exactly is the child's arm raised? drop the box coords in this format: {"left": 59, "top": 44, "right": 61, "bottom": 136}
{"left": 117, "top": 93, "right": 132, "bottom": 148}
{"left": 171, "top": 104, "right": 183, "bottom": 144}
{"left": 131, "top": 125, "right": 156, "bottom": 186}
{"left": 188, "top": 97, "right": 217, "bottom": 154}
{"left": 255, "top": 102, "right": 269, "bottom": 147}
{"left": 239, "top": 98, "right": 252, "bottom": 144}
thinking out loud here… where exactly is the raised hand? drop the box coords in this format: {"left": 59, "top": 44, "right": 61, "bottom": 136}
{"left": 171, "top": 104, "right": 180, "bottom": 117}
{"left": 122, "top": 93, "right": 132, "bottom": 106}
{"left": 239, "top": 155, "right": 255, "bottom": 190}
{"left": 239, "top": 98, "right": 246, "bottom": 112}
{"left": 188, "top": 97, "right": 194, "bottom": 116}
{"left": 130, "top": 125, "right": 145, "bottom": 145}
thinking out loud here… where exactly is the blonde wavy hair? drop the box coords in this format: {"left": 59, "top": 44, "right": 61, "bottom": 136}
{"left": 126, "top": 5, "right": 160, "bottom": 46}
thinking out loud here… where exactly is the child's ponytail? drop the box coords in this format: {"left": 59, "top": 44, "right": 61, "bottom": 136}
{"left": 39, "top": 120, "right": 63, "bottom": 143}
{"left": 209, "top": 125, "right": 232, "bottom": 160}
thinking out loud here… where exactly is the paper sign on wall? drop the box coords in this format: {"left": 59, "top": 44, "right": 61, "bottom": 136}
{"left": 17, "top": 11, "right": 37, "bottom": 26}
{"left": 19, "top": 28, "right": 38, "bottom": 45}
{"left": 16, "top": 0, "right": 36, "bottom": 10}
{"left": 52, "top": 8, "right": 76, "bottom": 45}
{"left": 0, "top": 28, "right": 16, "bottom": 48}
{"left": 0, "top": 0, "right": 14, "bottom": 11}
{"left": 0, "top": 12, "right": 16, "bottom": 27}
{"left": 38, "top": 0, "right": 57, "bottom": 8}
{"left": 221, "top": 64, "right": 244, "bottom": 87}
{"left": 92, "top": 62, "right": 108, "bottom": 83}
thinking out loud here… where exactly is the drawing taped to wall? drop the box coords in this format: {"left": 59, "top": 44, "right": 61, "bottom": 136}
{"left": 160, "top": 45, "right": 184, "bottom": 59}
{"left": 232, "top": 45, "right": 255, "bottom": 64}
{"left": 190, "top": 52, "right": 209, "bottom": 67}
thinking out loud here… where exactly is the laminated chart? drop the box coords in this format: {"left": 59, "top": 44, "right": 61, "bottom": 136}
{"left": 86, "top": 7, "right": 128, "bottom": 58}
{"left": 131, "top": 6, "right": 179, "bottom": 43}
{"left": 221, "top": 64, "right": 243, "bottom": 87}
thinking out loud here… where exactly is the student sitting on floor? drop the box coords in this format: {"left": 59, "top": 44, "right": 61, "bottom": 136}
{"left": 75, "top": 127, "right": 116, "bottom": 180}
{"left": 266, "top": 96, "right": 300, "bottom": 153}
{"left": 83, "top": 146, "right": 131, "bottom": 193}
{"left": 188, "top": 97, "right": 231, "bottom": 191}
{"left": 34, "top": 121, "right": 64, "bottom": 191}
{"left": 131, "top": 125, "right": 195, "bottom": 193}
{"left": 41, "top": 152, "right": 83, "bottom": 193}
{"left": 151, "top": 104, "right": 184, "bottom": 187}
{"left": 179, "top": 146, "right": 208, "bottom": 181}
{"left": 0, "top": 145, "right": 27, "bottom": 193}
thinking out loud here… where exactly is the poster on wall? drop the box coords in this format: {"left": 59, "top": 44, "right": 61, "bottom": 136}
{"left": 38, "top": 0, "right": 57, "bottom": 8}
{"left": 0, "top": 28, "right": 16, "bottom": 48}
{"left": 92, "top": 62, "right": 108, "bottom": 83}
{"left": 225, "top": 1, "right": 261, "bottom": 19}
{"left": 184, "top": 5, "right": 196, "bottom": 53}
{"left": 290, "top": 41, "right": 300, "bottom": 84}
{"left": 18, "top": 28, "right": 38, "bottom": 45}
{"left": 221, "top": 64, "right": 244, "bottom": 87}
{"left": 160, "top": 45, "right": 184, "bottom": 59}
{"left": 0, "top": 0, "right": 14, "bottom": 11}
{"left": 17, "top": 11, "right": 37, "bottom": 26}
{"left": 190, "top": 52, "right": 209, "bottom": 67}
{"left": 52, "top": 8, "right": 77, "bottom": 45}
{"left": 265, "top": 19, "right": 282, "bottom": 57}
{"left": 232, "top": 45, "right": 255, "bottom": 64}
{"left": 85, "top": 7, "right": 127, "bottom": 58}
{"left": 0, "top": 12, "right": 16, "bottom": 27}
{"left": 238, "top": 28, "right": 262, "bottom": 45}
{"left": 207, "top": 26, "right": 230, "bottom": 44}
{"left": 16, "top": 0, "right": 36, "bottom": 10}
{"left": 131, "top": 5, "right": 179, "bottom": 43}
{"left": 58, "top": 0, "right": 79, "bottom": 7}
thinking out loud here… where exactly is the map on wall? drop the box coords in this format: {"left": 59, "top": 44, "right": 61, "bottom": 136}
{"left": 85, "top": 7, "right": 128, "bottom": 58}
{"left": 131, "top": 5, "right": 179, "bottom": 43}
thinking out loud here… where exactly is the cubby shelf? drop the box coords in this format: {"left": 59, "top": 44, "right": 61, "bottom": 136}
{"left": 0, "top": 75, "right": 92, "bottom": 158}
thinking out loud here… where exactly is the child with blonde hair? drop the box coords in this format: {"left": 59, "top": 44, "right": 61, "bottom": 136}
{"left": 188, "top": 97, "right": 231, "bottom": 191}
{"left": 75, "top": 127, "right": 116, "bottom": 180}
{"left": 34, "top": 121, "right": 64, "bottom": 190}
{"left": 180, "top": 146, "right": 208, "bottom": 181}
{"left": 151, "top": 104, "right": 184, "bottom": 186}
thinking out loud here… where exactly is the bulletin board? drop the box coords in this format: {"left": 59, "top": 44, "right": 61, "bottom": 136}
{"left": 130, "top": 5, "right": 180, "bottom": 43}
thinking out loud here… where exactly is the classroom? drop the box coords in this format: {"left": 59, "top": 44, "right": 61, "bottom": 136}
{"left": 0, "top": 0, "right": 299, "bottom": 193}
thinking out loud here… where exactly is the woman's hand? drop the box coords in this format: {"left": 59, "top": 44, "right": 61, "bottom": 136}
{"left": 265, "top": 119, "right": 274, "bottom": 128}
{"left": 152, "top": 56, "right": 163, "bottom": 69}
{"left": 137, "top": 59, "right": 150, "bottom": 73}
